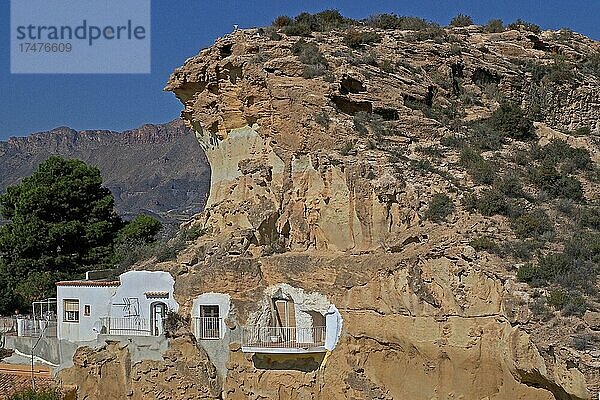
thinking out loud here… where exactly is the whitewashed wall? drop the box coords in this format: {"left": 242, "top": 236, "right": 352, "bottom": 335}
{"left": 57, "top": 285, "right": 117, "bottom": 342}
{"left": 109, "top": 271, "right": 179, "bottom": 321}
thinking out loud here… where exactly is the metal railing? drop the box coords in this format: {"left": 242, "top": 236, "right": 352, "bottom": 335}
{"left": 241, "top": 326, "right": 326, "bottom": 349}
{"left": 193, "top": 317, "right": 221, "bottom": 340}
{"left": 99, "top": 317, "right": 151, "bottom": 336}
{"left": 17, "top": 318, "right": 57, "bottom": 338}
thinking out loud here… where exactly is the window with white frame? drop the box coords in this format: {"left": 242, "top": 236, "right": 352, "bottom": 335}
{"left": 64, "top": 299, "right": 79, "bottom": 322}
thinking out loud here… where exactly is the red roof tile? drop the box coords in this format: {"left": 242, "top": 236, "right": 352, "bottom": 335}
{"left": 0, "top": 364, "right": 56, "bottom": 399}
{"left": 55, "top": 280, "right": 120, "bottom": 287}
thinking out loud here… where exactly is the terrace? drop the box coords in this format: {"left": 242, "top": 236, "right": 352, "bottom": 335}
{"left": 99, "top": 316, "right": 152, "bottom": 336}
{"left": 241, "top": 325, "right": 326, "bottom": 353}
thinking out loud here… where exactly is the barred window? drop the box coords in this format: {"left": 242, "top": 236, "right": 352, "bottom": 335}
{"left": 64, "top": 299, "right": 79, "bottom": 323}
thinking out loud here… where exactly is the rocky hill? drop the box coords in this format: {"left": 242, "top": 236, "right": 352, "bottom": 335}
{"left": 0, "top": 120, "right": 211, "bottom": 223}
{"left": 58, "top": 13, "right": 600, "bottom": 399}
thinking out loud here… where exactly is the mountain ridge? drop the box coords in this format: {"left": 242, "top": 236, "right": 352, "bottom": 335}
{"left": 0, "top": 119, "right": 211, "bottom": 223}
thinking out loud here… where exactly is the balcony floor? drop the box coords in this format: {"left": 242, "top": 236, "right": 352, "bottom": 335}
{"left": 241, "top": 342, "right": 326, "bottom": 353}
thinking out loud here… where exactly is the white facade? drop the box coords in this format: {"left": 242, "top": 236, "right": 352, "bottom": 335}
{"left": 56, "top": 271, "right": 178, "bottom": 342}
{"left": 191, "top": 292, "right": 231, "bottom": 340}
{"left": 57, "top": 283, "right": 118, "bottom": 342}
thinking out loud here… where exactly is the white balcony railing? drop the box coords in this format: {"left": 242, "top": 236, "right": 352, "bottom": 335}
{"left": 99, "top": 317, "right": 151, "bottom": 336}
{"left": 193, "top": 317, "right": 222, "bottom": 339}
{"left": 241, "top": 326, "right": 326, "bottom": 350}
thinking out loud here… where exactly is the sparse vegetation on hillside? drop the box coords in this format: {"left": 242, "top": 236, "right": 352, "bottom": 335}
{"left": 581, "top": 52, "right": 600, "bottom": 78}
{"left": 450, "top": 14, "right": 473, "bottom": 27}
{"left": 488, "top": 102, "right": 535, "bottom": 141}
{"left": 507, "top": 18, "right": 541, "bottom": 34}
{"left": 365, "top": 13, "right": 440, "bottom": 32}
{"left": 273, "top": 10, "right": 354, "bottom": 36}
{"left": 343, "top": 29, "right": 381, "bottom": 48}
{"left": 291, "top": 39, "right": 328, "bottom": 77}
{"left": 484, "top": 19, "right": 504, "bottom": 33}
{"left": 424, "top": 193, "right": 454, "bottom": 222}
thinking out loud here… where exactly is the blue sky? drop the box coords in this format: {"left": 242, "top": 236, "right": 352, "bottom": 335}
{"left": 1, "top": 0, "right": 599, "bottom": 140}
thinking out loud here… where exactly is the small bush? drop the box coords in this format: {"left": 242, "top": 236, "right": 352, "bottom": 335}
{"left": 587, "top": 166, "right": 600, "bottom": 183}
{"left": 510, "top": 209, "right": 553, "bottom": 238}
{"left": 532, "top": 139, "right": 592, "bottom": 172}
{"left": 488, "top": 102, "right": 535, "bottom": 141}
{"left": 339, "top": 140, "right": 355, "bottom": 155}
{"left": 353, "top": 111, "right": 370, "bottom": 135}
{"left": 484, "top": 19, "right": 504, "bottom": 33}
{"left": 9, "top": 388, "right": 62, "bottom": 400}
{"left": 268, "top": 30, "right": 282, "bottom": 41}
{"left": 343, "top": 29, "right": 381, "bottom": 48}
{"left": 519, "top": 57, "right": 574, "bottom": 84}
{"left": 459, "top": 148, "right": 496, "bottom": 185}
{"left": 450, "top": 14, "right": 473, "bottom": 27}
{"left": 448, "top": 44, "right": 462, "bottom": 55}
{"left": 547, "top": 288, "right": 569, "bottom": 310}
{"left": 495, "top": 174, "right": 526, "bottom": 199}
{"left": 164, "top": 310, "right": 188, "bottom": 337}
{"left": 315, "top": 111, "right": 330, "bottom": 127}
{"left": 561, "top": 295, "right": 587, "bottom": 316}
{"left": 461, "top": 192, "right": 478, "bottom": 212}
{"left": 366, "top": 14, "right": 435, "bottom": 31}
{"left": 365, "top": 15, "right": 446, "bottom": 41}
{"left": 581, "top": 51, "right": 600, "bottom": 79}
{"left": 468, "top": 122, "right": 505, "bottom": 150}
{"left": 572, "top": 333, "right": 599, "bottom": 351}
{"left": 352, "top": 111, "right": 387, "bottom": 138}
{"left": 273, "top": 15, "right": 293, "bottom": 28}
{"left": 424, "top": 193, "right": 454, "bottom": 222}
{"left": 183, "top": 224, "right": 206, "bottom": 241}
{"left": 519, "top": 231, "right": 600, "bottom": 295}
{"left": 470, "top": 236, "right": 500, "bottom": 253}
{"left": 507, "top": 18, "right": 541, "bottom": 34}
{"left": 277, "top": 10, "right": 354, "bottom": 36}
{"left": 517, "top": 263, "right": 539, "bottom": 283}
{"left": 576, "top": 207, "right": 600, "bottom": 230}
{"left": 303, "top": 64, "right": 327, "bottom": 78}
{"left": 155, "top": 235, "right": 186, "bottom": 262}
{"left": 544, "top": 56, "right": 575, "bottom": 84}
{"left": 283, "top": 22, "right": 311, "bottom": 37}
{"left": 476, "top": 189, "right": 508, "bottom": 216}
{"left": 506, "top": 239, "right": 542, "bottom": 260}
{"left": 440, "top": 135, "right": 466, "bottom": 149}
{"left": 292, "top": 40, "right": 326, "bottom": 65}
{"left": 530, "top": 296, "right": 553, "bottom": 321}
{"left": 415, "top": 145, "right": 444, "bottom": 157}
{"left": 531, "top": 161, "right": 583, "bottom": 200}
{"left": 291, "top": 39, "right": 328, "bottom": 78}
{"left": 554, "top": 28, "right": 575, "bottom": 42}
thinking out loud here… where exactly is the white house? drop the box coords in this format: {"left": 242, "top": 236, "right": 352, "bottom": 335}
{"left": 56, "top": 271, "right": 179, "bottom": 342}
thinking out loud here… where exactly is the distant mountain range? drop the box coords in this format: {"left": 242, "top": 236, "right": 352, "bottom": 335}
{"left": 0, "top": 119, "right": 211, "bottom": 224}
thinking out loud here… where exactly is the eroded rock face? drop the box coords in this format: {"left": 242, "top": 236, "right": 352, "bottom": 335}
{"left": 162, "top": 23, "right": 600, "bottom": 400}
{"left": 160, "top": 248, "right": 588, "bottom": 399}
{"left": 61, "top": 23, "right": 600, "bottom": 399}
{"left": 58, "top": 336, "right": 220, "bottom": 399}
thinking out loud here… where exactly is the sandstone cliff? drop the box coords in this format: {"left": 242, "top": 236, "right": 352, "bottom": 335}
{"left": 60, "top": 16, "right": 600, "bottom": 399}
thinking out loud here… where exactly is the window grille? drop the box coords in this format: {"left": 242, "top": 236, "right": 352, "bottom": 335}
{"left": 64, "top": 299, "right": 79, "bottom": 322}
